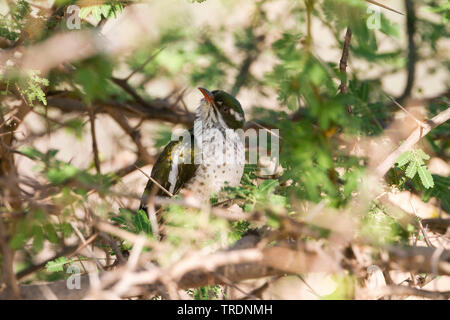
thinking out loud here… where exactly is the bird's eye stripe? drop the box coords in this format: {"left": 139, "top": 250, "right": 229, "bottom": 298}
{"left": 229, "top": 109, "right": 243, "bottom": 122}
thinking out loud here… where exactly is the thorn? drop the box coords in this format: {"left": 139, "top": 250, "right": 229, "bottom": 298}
{"left": 366, "top": 0, "right": 404, "bottom": 15}
{"left": 386, "top": 94, "right": 427, "bottom": 128}
{"left": 249, "top": 121, "right": 282, "bottom": 139}
{"left": 124, "top": 47, "right": 165, "bottom": 82}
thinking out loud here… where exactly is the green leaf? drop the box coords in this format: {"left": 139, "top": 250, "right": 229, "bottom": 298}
{"left": 418, "top": 165, "right": 434, "bottom": 189}
{"left": 92, "top": 6, "right": 102, "bottom": 22}
{"left": 47, "top": 164, "right": 79, "bottom": 185}
{"left": 101, "top": 5, "right": 111, "bottom": 18}
{"left": 269, "top": 194, "right": 287, "bottom": 206}
{"left": 19, "top": 146, "right": 44, "bottom": 160}
{"left": 416, "top": 149, "right": 430, "bottom": 161}
{"left": 133, "top": 209, "right": 152, "bottom": 235}
{"left": 44, "top": 224, "right": 59, "bottom": 244}
{"left": 396, "top": 151, "right": 412, "bottom": 167}
{"left": 32, "top": 225, "right": 44, "bottom": 252}
{"left": 380, "top": 14, "right": 400, "bottom": 38}
{"left": 243, "top": 203, "right": 254, "bottom": 212}
{"left": 65, "top": 119, "right": 84, "bottom": 139}
{"left": 79, "top": 7, "right": 92, "bottom": 19}
{"left": 45, "top": 257, "right": 68, "bottom": 272}
{"left": 257, "top": 179, "right": 279, "bottom": 195}
{"left": 59, "top": 222, "right": 73, "bottom": 238}
{"left": 9, "top": 228, "right": 29, "bottom": 249}
{"left": 18, "top": 70, "right": 49, "bottom": 106}
{"left": 405, "top": 161, "right": 418, "bottom": 179}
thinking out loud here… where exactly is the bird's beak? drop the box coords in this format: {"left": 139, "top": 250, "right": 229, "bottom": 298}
{"left": 198, "top": 87, "right": 215, "bottom": 107}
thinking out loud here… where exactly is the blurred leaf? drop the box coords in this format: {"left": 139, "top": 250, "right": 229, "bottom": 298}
{"left": 45, "top": 257, "right": 68, "bottom": 272}
{"left": 133, "top": 209, "right": 152, "bottom": 235}
{"left": 44, "top": 224, "right": 59, "bottom": 244}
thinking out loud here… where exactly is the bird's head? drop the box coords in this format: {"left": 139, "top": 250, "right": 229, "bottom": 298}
{"left": 197, "top": 88, "right": 245, "bottom": 129}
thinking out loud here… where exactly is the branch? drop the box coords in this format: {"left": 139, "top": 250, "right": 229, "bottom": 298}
{"left": 105, "top": 107, "right": 154, "bottom": 163}
{"left": 338, "top": 28, "right": 352, "bottom": 94}
{"left": 388, "top": 246, "right": 450, "bottom": 276}
{"left": 365, "top": 1, "right": 404, "bottom": 15}
{"left": 16, "top": 245, "right": 79, "bottom": 281}
{"left": 2, "top": 230, "right": 450, "bottom": 299}
{"left": 0, "top": 219, "right": 20, "bottom": 299}
{"left": 360, "top": 285, "right": 450, "bottom": 300}
{"left": 88, "top": 104, "right": 101, "bottom": 174}
{"left": 398, "top": 0, "right": 416, "bottom": 103}
{"left": 46, "top": 96, "right": 195, "bottom": 127}
{"left": 230, "top": 33, "right": 265, "bottom": 96}
{"left": 375, "top": 108, "right": 450, "bottom": 177}
{"left": 338, "top": 27, "right": 353, "bottom": 114}
{"left": 421, "top": 219, "right": 450, "bottom": 235}
{"left": 113, "top": 158, "right": 147, "bottom": 178}
{"left": 0, "top": 257, "right": 282, "bottom": 300}
{"left": 0, "top": 232, "right": 341, "bottom": 299}
{"left": 0, "top": 6, "right": 156, "bottom": 76}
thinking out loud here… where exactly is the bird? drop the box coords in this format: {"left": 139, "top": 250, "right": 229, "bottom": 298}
{"left": 139, "top": 88, "right": 246, "bottom": 212}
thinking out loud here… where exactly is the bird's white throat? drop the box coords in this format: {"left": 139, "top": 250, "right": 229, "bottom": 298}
{"left": 186, "top": 99, "right": 245, "bottom": 201}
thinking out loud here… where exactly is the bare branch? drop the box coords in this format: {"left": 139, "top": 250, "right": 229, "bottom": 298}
{"left": 46, "top": 96, "right": 195, "bottom": 127}
{"left": 388, "top": 246, "right": 450, "bottom": 276}
{"left": 0, "top": 219, "right": 20, "bottom": 299}
{"left": 365, "top": 0, "right": 404, "bottom": 15}
{"left": 375, "top": 108, "right": 450, "bottom": 177}
{"left": 360, "top": 285, "right": 450, "bottom": 300}
{"left": 399, "top": 0, "right": 417, "bottom": 103}
{"left": 338, "top": 27, "right": 353, "bottom": 113}
{"left": 422, "top": 219, "right": 450, "bottom": 235}
{"left": 88, "top": 104, "right": 101, "bottom": 174}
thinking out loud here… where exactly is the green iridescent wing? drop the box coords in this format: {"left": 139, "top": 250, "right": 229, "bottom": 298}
{"left": 139, "top": 129, "right": 197, "bottom": 210}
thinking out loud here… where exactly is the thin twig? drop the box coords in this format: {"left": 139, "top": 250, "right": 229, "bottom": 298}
{"left": 338, "top": 27, "right": 353, "bottom": 113}
{"left": 71, "top": 223, "right": 104, "bottom": 271}
{"left": 386, "top": 94, "right": 426, "bottom": 128}
{"left": 0, "top": 219, "right": 20, "bottom": 299}
{"left": 213, "top": 272, "right": 259, "bottom": 300}
{"left": 297, "top": 274, "right": 321, "bottom": 298}
{"left": 365, "top": 0, "right": 404, "bottom": 15}
{"left": 398, "top": 0, "right": 416, "bottom": 103}
{"left": 409, "top": 200, "right": 434, "bottom": 248}
{"left": 375, "top": 108, "right": 450, "bottom": 177}
{"left": 124, "top": 47, "right": 165, "bottom": 82}
{"left": 134, "top": 164, "right": 174, "bottom": 197}
{"left": 95, "top": 221, "right": 155, "bottom": 248}
{"left": 88, "top": 104, "right": 101, "bottom": 174}
{"left": 361, "top": 285, "right": 450, "bottom": 300}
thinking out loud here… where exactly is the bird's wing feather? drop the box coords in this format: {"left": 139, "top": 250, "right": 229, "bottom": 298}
{"left": 139, "top": 129, "right": 197, "bottom": 210}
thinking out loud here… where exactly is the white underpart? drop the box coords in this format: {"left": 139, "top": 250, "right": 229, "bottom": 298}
{"left": 168, "top": 134, "right": 193, "bottom": 194}
{"left": 167, "top": 144, "right": 181, "bottom": 194}
{"left": 187, "top": 99, "right": 245, "bottom": 202}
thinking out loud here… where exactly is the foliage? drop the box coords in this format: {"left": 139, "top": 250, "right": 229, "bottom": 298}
{"left": 396, "top": 149, "right": 434, "bottom": 189}
{"left": 110, "top": 209, "right": 153, "bottom": 236}
{"left": 0, "top": 0, "right": 448, "bottom": 300}
{"left": 45, "top": 257, "right": 70, "bottom": 272}
{"left": 0, "top": 0, "right": 30, "bottom": 41}
{"left": 422, "top": 175, "right": 450, "bottom": 213}
{"left": 79, "top": 1, "right": 124, "bottom": 23}
{"left": 192, "top": 285, "right": 221, "bottom": 300}
{"left": 0, "top": 70, "right": 49, "bottom": 106}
